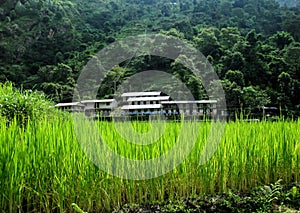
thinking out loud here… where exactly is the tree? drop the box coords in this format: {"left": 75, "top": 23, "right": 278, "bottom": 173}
{"left": 219, "top": 51, "right": 246, "bottom": 77}
{"left": 220, "top": 79, "right": 242, "bottom": 112}
{"left": 160, "top": 28, "right": 185, "bottom": 39}
{"left": 219, "top": 27, "right": 242, "bottom": 50}
{"left": 241, "top": 86, "right": 271, "bottom": 114}
{"left": 225, "top": 70, "right": 245, "bottom": 87}
{"left": 282, "top": 14, "right": 300, "bottom": 41}
{"left": 98, "top": 65, "right": 128, "bottom": 99}
{"left": 284, "top": 45, "right": 300, "bottom": 79}
{"left": 193, "top": 27, "right": 222, "bottom": 58}
{"left": 269, "top": 31, "right": 294, "bottom": 50}
{"left": 277, "top": 71, "right": 293, "bottom": 108}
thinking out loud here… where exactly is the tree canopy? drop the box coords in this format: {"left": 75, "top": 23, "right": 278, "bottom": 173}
{"left": 0, "top": 0, "right": 299, "bottom": 116}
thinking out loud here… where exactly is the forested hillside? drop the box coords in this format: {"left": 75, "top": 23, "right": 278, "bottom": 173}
{"left": 278, "top": 0, "right": 300, "bottom": 7}
{"left": 0, "top": 0, "right": 299, "bottom": 115}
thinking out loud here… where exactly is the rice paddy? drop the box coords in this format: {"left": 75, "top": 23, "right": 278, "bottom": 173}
{"left": 0, "top": 115, "right": 299, "bottom": 212}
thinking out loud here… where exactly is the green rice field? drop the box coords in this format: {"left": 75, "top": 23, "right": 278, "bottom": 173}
{"left": 0, "top": 115, "right": 299, "bottom": 212}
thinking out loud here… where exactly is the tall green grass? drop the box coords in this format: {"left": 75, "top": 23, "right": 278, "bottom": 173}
{"left": 0, "top": 115, "right": 299, "bottom": 212}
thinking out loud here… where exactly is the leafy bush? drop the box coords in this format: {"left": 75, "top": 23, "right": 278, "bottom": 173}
{"left": 115, "top": 180, "right": 300, "bottom": 213}
{"left": 0, "top": 81, "right": 56, "bottom": 125}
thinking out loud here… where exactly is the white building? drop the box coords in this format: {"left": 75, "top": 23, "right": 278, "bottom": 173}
{"left": 54, "top": 102, "right": 85, "bottom": 112}
{"left": 161, "top": 100, "right": 217, "bottom": 117}
{"left": 80, "top": 99, "right": 117, "bottom": 117}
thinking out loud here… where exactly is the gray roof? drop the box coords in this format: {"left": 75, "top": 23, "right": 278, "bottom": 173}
{"left": 55, "top": 102, "right": 84, "bottom": 107}
{"left": 127, "top": 96, "right": 170, "bottom": 102}
{"left": 80, "top": 99, "right": 116, "bottom": 104}
{"left": 121, "top": 91, "right": 161, "bottom": 97}
{"left": 161, "top": 100, "right": 217, "bottom": 104}
{"left": 121, "top": 104, "right": 163, "bottom": 110}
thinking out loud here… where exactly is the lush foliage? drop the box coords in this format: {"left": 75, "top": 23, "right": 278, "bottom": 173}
{"left": 278, "top": 0, "right": 300, "bottom": 7}
{"left": 0, "top": 0, "right": 300, "bottom": 115}
{"left": 0, "top": 82, "right": 56, "bottom": 125}
{"left": 116, "top": 180, "right": 300, "bottom": 212}
{"left": 1, "top": 116, "right": 299, "bottom": 212}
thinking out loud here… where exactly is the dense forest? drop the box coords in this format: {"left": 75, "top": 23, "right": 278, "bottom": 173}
{"left": 0, "top": 0, "right": 300, "bottom": 116}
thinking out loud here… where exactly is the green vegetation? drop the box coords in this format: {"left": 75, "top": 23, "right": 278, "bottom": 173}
{"left": 0, "top": 82, "right": 56, "bottom": 125}
{"left": 0, "top": 0, "right": 300, "bottom": 115}
{"left": 116, "top": 180, "right": 300, "bottom": 212}
{"left": 1, "top": 114, "right": 299, "bottom": 212}
{"left": 1, "top": 0, "right": 300, "bottom": 212}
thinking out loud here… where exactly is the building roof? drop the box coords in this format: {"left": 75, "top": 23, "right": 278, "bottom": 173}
{"left": 161, "top": 100, "right": 217, "bottom": 104}
{"left": 121, "top": 91, "right": 162, "bottom": 97}
{"left": 127, "top": 96, "right": 170, "bottom": 102}
{"left": 262, "top": 106, "right": 278, "bottom": 110}
{"left": 121, "top": 104, "right": 163, "bottom": 110}
{"left": 80, "top": 99, "right": 116, "bottom": 104}
{"left": 55, "top": 102, "right": 84, "bottom": 107}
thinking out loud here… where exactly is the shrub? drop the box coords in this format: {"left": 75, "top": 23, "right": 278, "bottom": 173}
{"left": 0, "top": 81, "right": 56, "bottom": 125}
